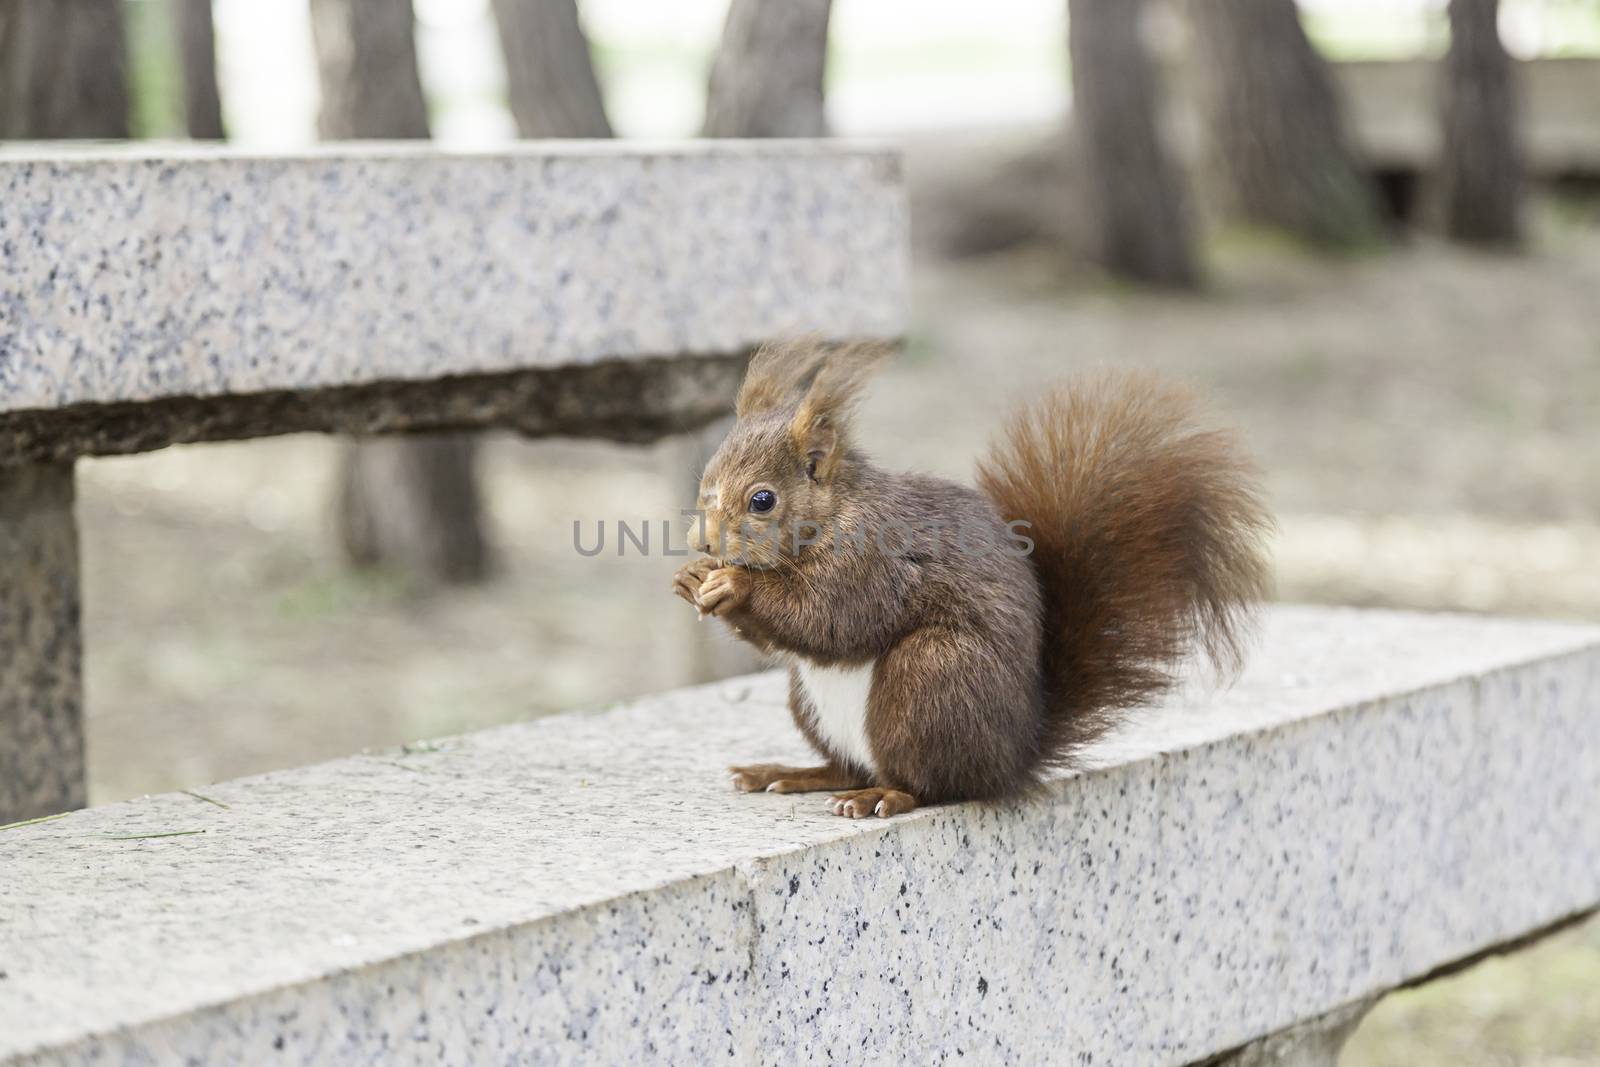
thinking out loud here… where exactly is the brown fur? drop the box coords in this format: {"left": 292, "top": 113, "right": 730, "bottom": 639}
{"left": 671, "top": 342, "right": 1273, "bottom": 815}
{"left": 976, "top": 370, "right": 1275, "bottom": 765}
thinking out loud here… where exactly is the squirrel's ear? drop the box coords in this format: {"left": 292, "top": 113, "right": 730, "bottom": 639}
{"left": 789, "top": 342, "right": 892, "bottom": 480}
{"left": 792, "top": 410, "right": 838, "bottom": 481}
{"left": 736, "top": 340, "right": 831, "bottom": 418}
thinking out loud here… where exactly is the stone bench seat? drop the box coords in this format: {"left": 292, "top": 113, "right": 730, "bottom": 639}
{"left": 3, "top": 606, "right": 1596, "bottom": 1065}
{"left": 0, "top": 142, "right": 906, "bottom": 461}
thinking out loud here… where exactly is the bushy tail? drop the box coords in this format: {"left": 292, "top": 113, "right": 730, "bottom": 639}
{"left": 976, "top": 370, "right": 1274, "bottom": 766}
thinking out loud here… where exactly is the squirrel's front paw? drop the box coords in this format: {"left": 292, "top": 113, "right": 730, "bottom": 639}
{"left": 671, "top": 558, "right": 717, "bottom": 608}
{"left": 696, "top": 566, "right": 750, "bottom": 617}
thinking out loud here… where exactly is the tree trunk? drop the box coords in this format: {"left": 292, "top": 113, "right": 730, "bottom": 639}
{"left": 310, "top": 0, "right": 431, "bottom": 139}
{"left": 1068, "top": 0, "right": 1199, "bottom": 287}
{"left": 310, "top": 0, "right": 491, "bottom": 584}
{"left": 335, "top": 434, "right": 491, "bottom": 583}
{"left": 702, "top": 0, "right": 832, "bottom": 137}
{"left": 0, "top": 0, "right": 130, "bottom": 139}
{"left": 490, "top": 0, "right": 612, "bottom": 138}
{"left": 1187, "top": 0, "right": 1384, "bottom": 248}
{"left": 1439, "top": 0, "right": 1522, "bottom": 246}
{"left": 175, "top": 0, "right": 226, "bottom": 140}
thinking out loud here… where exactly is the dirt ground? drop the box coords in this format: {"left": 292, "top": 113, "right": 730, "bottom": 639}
{"left": 73, "top": 199, "right": 1600, "bottom": 1062}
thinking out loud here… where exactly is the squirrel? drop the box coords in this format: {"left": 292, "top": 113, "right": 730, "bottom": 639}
{"left": 671, "top": 339, "right": 1272, "bottom": 819}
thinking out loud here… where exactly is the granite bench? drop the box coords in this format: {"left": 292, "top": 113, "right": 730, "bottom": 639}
{"left": 0, "top": 141, "right": 909, "bottom": 822}
{"left": 1, "top": 606, "right": 1596, "bottom": 1065}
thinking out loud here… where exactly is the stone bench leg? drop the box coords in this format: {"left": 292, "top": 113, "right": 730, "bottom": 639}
{"left": 0, "top": 463, "right": 85, "bottom": 823}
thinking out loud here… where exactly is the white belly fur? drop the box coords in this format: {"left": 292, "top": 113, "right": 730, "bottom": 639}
{"left": 795, "top": 659, "right": 877, "bottom": 773}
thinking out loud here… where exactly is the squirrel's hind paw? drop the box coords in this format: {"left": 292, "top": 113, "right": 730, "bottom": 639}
{"left": 828, "top": 787, "right": 917, "bottom": 819}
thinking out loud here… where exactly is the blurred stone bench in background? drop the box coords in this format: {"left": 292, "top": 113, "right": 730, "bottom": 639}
{"left": 1165, "top": 57, "right": 1600, "bottom": 181}
{"left": 2, "top": 607, "right": 1595, "bottom": 1065}
{"left": 0, "top": 142, "right": 908, "bottom": 823}
{"left": 1335, "top": 57, "right": 1600, "bottom": 179}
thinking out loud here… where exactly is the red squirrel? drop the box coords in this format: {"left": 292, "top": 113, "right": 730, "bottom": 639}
{"left": 671, "top": 340, "right": 1272, "bottom": 819}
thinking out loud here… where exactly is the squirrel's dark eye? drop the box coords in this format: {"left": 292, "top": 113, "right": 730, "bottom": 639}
{"left": 749, "top": 489, "right": 777, "bottom": 514}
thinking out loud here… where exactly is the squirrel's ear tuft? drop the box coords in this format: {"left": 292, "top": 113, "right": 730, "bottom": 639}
{"left": 735, "top": 339, "right": 831, "bottom": 418}
{"left": 788, "top": 341, "right": 892, "bottom": 480}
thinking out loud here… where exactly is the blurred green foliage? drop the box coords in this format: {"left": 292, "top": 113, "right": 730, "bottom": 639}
{"left": 1344, "top": 914, "right": 1600, "bottom": 1066}
{"left": 126, "top": 0, "right": 184, "bottom": 138}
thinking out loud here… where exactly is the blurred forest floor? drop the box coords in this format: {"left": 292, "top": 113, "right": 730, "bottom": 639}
{"left": 75, "top": 169, "right": 1600, "bottom": 1063}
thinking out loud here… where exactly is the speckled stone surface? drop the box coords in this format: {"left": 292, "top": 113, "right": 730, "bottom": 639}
{"left": 0, "top": 142, "right": 907, "bottom": 417}
{"left": 2, "top": 606, "right": 1596, "bottom": 1065}
{"left": 0, "top": 464, "right": 83, "bottom": 823}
